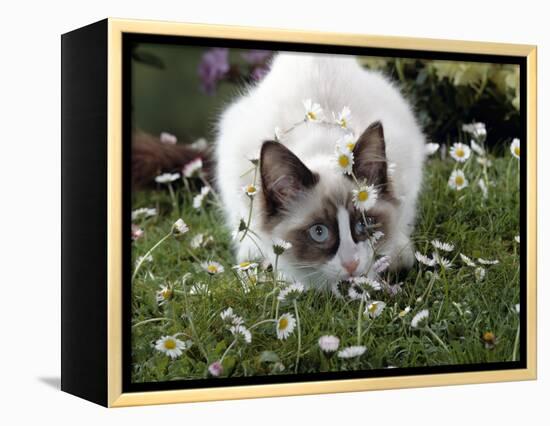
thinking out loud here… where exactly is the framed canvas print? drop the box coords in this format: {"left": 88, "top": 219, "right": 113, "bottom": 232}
{"left": 61, "top": 18, "right": 537, "bottom": 407}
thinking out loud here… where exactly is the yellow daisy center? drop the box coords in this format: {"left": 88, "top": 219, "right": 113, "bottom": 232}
{"left": 357, "top": 190, "right": 369, "bottom": 202}
{"left": 338, "top": 155, "right": 350, "bottom": 168}
{"left": 307, "top": 112, "right": 316, "bottom": 120}
{"left": 340, "top": 119, "right": 347, "bottom": 128}
{"left": 247, "top": 185, "right": 255, "bottom": 194}
{"left": 278, "top": 317, "right": 288, "bottom": 330}
{"left": 346, "top": 142, "right": 355, "bottom": 151}
{"left": 456, "top": 148, "right": 465, "bottom": 157}
{"left": 239, "top": 262, "right": 250, "bottom": 269}
{"left": 369, "top": 303, "right": 378, "bottom": 313}
{"left": 514, "top": 146, "right": 520, "bottom": 156}
{"left": 483, "top": 332, "right": 495, "bottom": 342}
{"left": 207, "top": 265, "right": 218, "bottom": 273}
{"left": 455, "top": 175, "right": 464, "bottom": 186}
{"left": 164, "top": 339, "right": 176, "bottom": 350}
{"left": 162, "top": 289, "right": 172, "bottom": 299}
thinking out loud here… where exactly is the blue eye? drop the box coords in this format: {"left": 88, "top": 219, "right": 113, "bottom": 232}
{"left": 308, "top": 224, "right": 329, "bottom": 243}
{"left": 355, "top": 220, "right": 367, "bottom": 236}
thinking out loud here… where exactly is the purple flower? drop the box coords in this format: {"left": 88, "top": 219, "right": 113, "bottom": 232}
{"left": 131, "top": 224, "right": 144, "bottom": 241}
{"left": 241, "top": 49, "right": 272, "bottom": 65}
{"left": 208, "top": 361, "right": 224, "bottom": 377}
{"left": 198, "top": 48, "right": 230, "bottom": 95}
{"left": 250, "top": 66, "right": 270, "bottom": 82}
{"left": 373, "top": 255, "right": 391, "bottom": 274}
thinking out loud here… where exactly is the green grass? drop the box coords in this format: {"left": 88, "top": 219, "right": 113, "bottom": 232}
{"left": 130, "top": 151, "right": 520, "bottom": 383}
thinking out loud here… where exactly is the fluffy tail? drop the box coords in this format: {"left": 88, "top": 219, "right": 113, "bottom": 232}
{"left": 132, "top": 130, "right": 213, "bottom": 188}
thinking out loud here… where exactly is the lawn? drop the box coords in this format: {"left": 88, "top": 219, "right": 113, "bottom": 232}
{"left": 130, "top": 141, "right": 521, "bottom": 383}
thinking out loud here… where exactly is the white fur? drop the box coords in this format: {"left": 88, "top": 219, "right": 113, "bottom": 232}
{"left": 215, "top": 52, "right": 425, "bottom": 283}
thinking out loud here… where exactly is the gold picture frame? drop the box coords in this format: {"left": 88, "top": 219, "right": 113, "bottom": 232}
{"left": 61, "top": 17, "right": 537, "bottom": 407}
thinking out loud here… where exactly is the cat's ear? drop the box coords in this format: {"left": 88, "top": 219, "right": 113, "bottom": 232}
{"left": 260, "top": 141, "right": 318, "bottom": 216}
{"left": 352, "top": 121, "right": 390, "bottom": 193}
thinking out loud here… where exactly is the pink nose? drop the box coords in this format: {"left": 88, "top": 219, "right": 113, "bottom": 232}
{"left": 342, "top": 259, "right": 359, "bottom": 276}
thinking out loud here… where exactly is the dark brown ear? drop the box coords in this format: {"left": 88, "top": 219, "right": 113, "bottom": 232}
{"left": 352, "top": 121, "right": 389, "bottom": 192}
{"left": 260, "top": 141, "right": 318, "bottom": 217}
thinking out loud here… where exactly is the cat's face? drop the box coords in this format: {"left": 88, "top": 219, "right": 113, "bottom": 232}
{"left": 260, "top": 122, "right": 398, "bottom": 287}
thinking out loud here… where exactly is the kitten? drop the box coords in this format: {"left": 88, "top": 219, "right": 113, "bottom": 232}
{"left": 215, "top": 52, "right": 425, "bottom": 288}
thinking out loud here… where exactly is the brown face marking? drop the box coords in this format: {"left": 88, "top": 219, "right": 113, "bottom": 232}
{"left": 349, "top": 205, "right": 390, "bottom": 244}
{"left": 260, "top": 141, "right": 319, "bottom": 227}
{"left": 351, "top": 121, "right": 395, "bottom": 201}
{"left": 284, "top": 199, "right": 339, "bottom": 264}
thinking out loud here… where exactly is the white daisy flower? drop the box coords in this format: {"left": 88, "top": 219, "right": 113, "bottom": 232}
{"left": 220, "top": 307, "right": 244, "bottom": 326}
{"left": 475, "top": 267, "right": 486, "bottom": 282}
{"left": 242, "top": 184, "right": 258, "bottom": 198}
{"left": 448, "top": 169, "right": 469, "bottom": 191}
{"left": 371, "top": 231, "right": 385, "bottom": 245}
{"left": 155, "top": 172, "right": 181, "bottom": 184}
{"left": 450, "top": 142, "right": 472, "bottom": 163}
{"left": 154, "top": 335, "right": 187, "bottom": 359}
{"left": 229, "top": 325, "right": 252, "bottom": 344}
{"left": 188, "top": 282, "right": 210, "bottom": 296}
{"left": 160, "top": 132, "right": 177, "bottom": 144}
{"left": 352, "top": 276, "right": 382, "bottom": 291}
{"left": 478, "top": 179, "right": 488, "bottom": 199}
{"left": 365, "top": 301, "right": 386, "bottom": 318}
{"left": 352, "top": 183, "right": 378, "bottom": 211}
{"left": 433, "top": 252, "right": 452, "bottom": 269}
{"left": 431, "top": 239, "right": 454, "bottom": 252}
{"left": 201, "top": 261, "right": 224, "bottom": 275}
{"left": 411, "top": 309, "right": 429, "bottom": 328}
{"left": 318, "top": 335, "right": 340, "bottom": 353}
{"left": 273, "top": 239, "right": 292, "bottom": 255}
{"left": 337, "top": 345, "right": 367, "bottom": 359}
{"left": 135, "top": 254, "right": 153, "bottom": 267}
{"left": 373, "top": 255, "right": 391, "bottom": 274}
{"left": 348, "top": 284, "right": 368, "bottom": 301}
{"left": 172, "top": 218, "right": 189, "bottom": 236}
{"left": 462, "top": 122, "right": 486, "bottom": 140}
{"left": 477, "top": 258, "right": 499, "bottom": 265}
{"left": 425, "top": 143, "right": 440, "bottom": 156}
{"left": 399, "top": 306, "right": 411, "bottom": 318}
{"left": 510, "top": 138, "right": 520, "bottom": 159}
{"left": 278, "top": 282, "right": 304, "bottom": 303}
{"left": 460, "top": 253, "right": 476, "bottom": 267}
{"left": 232, "top": 261, "right": 258, "bottom": 271}
{"left": 156, "top": 285, "right": 173, "bottom": 306}
{"left": 415, "top": 251, "right": 435, "bottom": 267}
{"left": 470, "top": 139, "right": 485, "bottom": 156}
{"left": 276, "top": 313, "right": 297, "bottom": 340}
{"left": 131, "top": 207, "right": 157, "bottom": 221}
{"left": 192, "top": 185, "right": 211, "bottom": 209}
{"left": 334, "top": 145, "right": 354, "bottom": 175}
{"left": 330, "top": 282, "right": 344, "bottom": 299}
{"left": 303, "top": 99, "right": 324, "bottom": 122}
{"left": 190, "top": 233, "right": 212, "bottom": 249}
{"left": 515, "top": 235, "right": 520, "bottom": 243}
{"left": 334, "top": 106, "right": 352, "bottom": 129}
{"left": 336, "top": 133, "right": 357, "bottom": 153}
{"left": 182, "top": 158, "right": 203, "bottom": 178}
